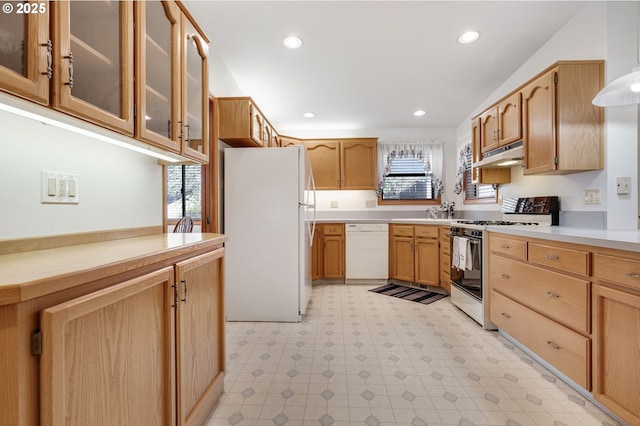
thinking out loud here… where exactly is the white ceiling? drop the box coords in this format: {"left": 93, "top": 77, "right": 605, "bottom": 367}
{"left": 184, "top": 1, "right": 588, "bottom": 135}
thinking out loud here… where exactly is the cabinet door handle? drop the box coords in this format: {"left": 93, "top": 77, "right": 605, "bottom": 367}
{"left": 180, "top": 279, "right": 188, "bottom": 303}
{"left": 545, "top": 254, "right": 560, "bottom": 260}
{"left": 184, "top": 123, "right": 191, "bottom": 143}
{"left": 546, "top": 340, "right": 560, "bottom": 350}
{"left": 500, "top": 274, "right": 510, "bottom": 280}
{"left": 63, "top": 52, "right": 74, "bottom": 88}
{"left": 42, "top": 40, "right": 52, "bottom": 79}
{"left": 167, "top": 120, "right": 172, "bottom": 139}
{"left": 545, "top": 291, "right": 559, "bottom": 298}
{"left": 171, "top": 283, "right": 179, "bottom": 308}
{"left": 178, "top": 120, "right": 184, "bottom": 141}
{"left": 626, "top": 272, "right": 640, "bottom": 279}
{"left": 501, "top": 312, "right": 511, "bottom": 319}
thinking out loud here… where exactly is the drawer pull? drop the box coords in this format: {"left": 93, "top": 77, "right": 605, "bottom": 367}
{"left": 546, "top": 340, "right": 560, "bottom": 350}
{"left": 625, "top": 272, "right": 640, "bottom": 279}
{"left": 500, "top": 274, "right": 510, "bottom": 280}
{"left": 545, "top": 254, "right": 560, "bottom": 260}
{"left": 500, "top": 244, "right": 510, "bottom": 249}
{"left": 545, "top": 291, "right": 559, "bottom": 299}
{"left": 501, "top": 312, "right": 511, "bottom": 319}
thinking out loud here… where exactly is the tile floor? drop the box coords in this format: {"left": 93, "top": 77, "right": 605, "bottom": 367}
{"left": 206, "top": 284, "right": 622, "bottom": 426}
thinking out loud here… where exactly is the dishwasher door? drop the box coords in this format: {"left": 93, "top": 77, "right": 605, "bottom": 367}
{"left": 345, "top": 223, "right": 389, "bottom": 282}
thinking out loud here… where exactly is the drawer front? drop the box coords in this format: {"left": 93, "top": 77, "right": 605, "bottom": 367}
{"left": 322, "top": 224, "right": 344, "bottom": 236}
{"left": 441, "top": 239, "right": 450, "bottom": 256}
{"left": 490, "top": 290, "right": 590, "bottom": 390}
{"left": 414, "top": 226, "right": 438, "bottom": 238}
{"left": 391, "top": 225, "right": 414, "bottom": 237}
{"left": 594, "top": 254, "right": 640, "bottom": 291}
{"left": 439, "top": 226, "right": 451, "bottom": 239}
{"left": 489, "top": 235, "right": 527, "bottom": 260}
{"left": 529, "top": 243, "right": 590, "bottom": 276}
{"left": 441, "top": 253, "right": 451, "bottom": 273}
{"left": 490, "top": 255, "right": 590, "bottom": 333}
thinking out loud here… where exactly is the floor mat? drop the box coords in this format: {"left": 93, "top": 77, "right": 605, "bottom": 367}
{"left": 368, "top": 283, "right": 448, "bottom": 305}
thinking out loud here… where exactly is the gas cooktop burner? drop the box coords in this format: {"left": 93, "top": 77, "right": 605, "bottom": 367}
{"left": 455, "top": 220, "right": 539, "bottom": 226}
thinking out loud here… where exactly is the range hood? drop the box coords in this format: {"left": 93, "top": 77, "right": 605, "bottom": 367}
{"left": 474, "top": 143, "right": 524, "bottom": 169}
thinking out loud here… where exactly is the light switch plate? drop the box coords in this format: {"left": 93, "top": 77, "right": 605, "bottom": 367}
{"left": 41, "top": 170, "right": 79, "bottom": 204}
{"left": 365, "top": 200, "right": 377, "bottom": 208}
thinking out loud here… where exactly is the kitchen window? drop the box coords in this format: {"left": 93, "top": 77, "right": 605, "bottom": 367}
{"left": 377, "top": 141, "right": 443, "bottom": 204}
{"left": 463, "top": 146, "right": 498, "bottom": 204}
{"left": 166, "top": 164, "right": 202, "bottom": 222}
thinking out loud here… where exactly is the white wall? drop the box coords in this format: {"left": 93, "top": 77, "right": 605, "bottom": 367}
{"left": 0, "top": 110, "right": 163, "bottom": 239}
{"left": 454, "top": 2, "right": 639, "bottom": 229}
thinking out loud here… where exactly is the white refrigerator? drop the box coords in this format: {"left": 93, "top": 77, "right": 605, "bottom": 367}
{"left": 224, "top": 145, "right": 316, "bottom": 322}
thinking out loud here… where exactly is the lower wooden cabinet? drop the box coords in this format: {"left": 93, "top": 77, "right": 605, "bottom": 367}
{"left": 592, "top": 252, "right": 640, "bottom": 425}
{"left": 0, "top": 235, "right": 226, "bottom": 426}
{"left": 438, "top": 226, "right": 451, "bottom": 293}
{"left": 389, "top": 224, "right": 440, "bottom": 287}
{"left": 312, "top": 223, "right": 345, "bottom": 280}
{"left": 40, "top": 268, "right": 177, "bottom": 426}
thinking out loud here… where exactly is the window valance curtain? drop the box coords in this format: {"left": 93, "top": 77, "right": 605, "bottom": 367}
{"left": 377, "top": 140, "right": 444, "bottom": 196}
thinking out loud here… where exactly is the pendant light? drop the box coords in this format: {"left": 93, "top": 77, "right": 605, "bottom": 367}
{"left": 593, "top": 2, "right": 640, "bottom": 107}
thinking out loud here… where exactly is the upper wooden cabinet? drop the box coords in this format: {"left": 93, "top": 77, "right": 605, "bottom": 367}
{"left": 180, "top": 14, "right": 209, "bottom": 162}
{"left": 522, "top": 61, "right": 603, "bottom": 175}
{"left": 218, "top": 97, "right": 276, "bottom": 147}
{"left": 305, "top": 138, "right": 377, "bottom": 190}
{"left": 0, "top": 5, "right": 50, "bottom": 105}
{"left": 480, "top": 92, "right": 522, "bottom": 154}
{"left": 471, "top": 117, "right": 510, "bottom": 184}
{"left": 135, "top": 1, "right": 181, "bottom": 153}
{"left": 279, "top": 135, "right": 303, "bottom": 147}
{"left": 51, "top": 0, "right": 134, "bottom": 135}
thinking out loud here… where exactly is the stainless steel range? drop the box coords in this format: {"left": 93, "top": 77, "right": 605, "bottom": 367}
{"left": 449, "top": 196, "right": 559, "bottom": 329}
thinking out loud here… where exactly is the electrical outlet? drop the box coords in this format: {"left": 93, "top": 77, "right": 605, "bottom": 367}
{"left": 330, "top": 200, "right": 338, "bottom": 208}
{"left": 617, "top": 177, "right": 631, "bottom": 195}
{"left": 365, "top": 200, "right": 377, "bottom": 208}
{"left": 583, "top": 188, "right": 601, "bottom": 204}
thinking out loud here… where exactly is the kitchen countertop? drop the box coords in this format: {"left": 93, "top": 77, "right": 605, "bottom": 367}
{"left": 315, "top": 218, "right": 454, "bottom": 224}
{"left": 486, "top": 225, "right": 640, "bottom": 253}
{"left": 0, "top": 233, "right": 227, "bottom": 305}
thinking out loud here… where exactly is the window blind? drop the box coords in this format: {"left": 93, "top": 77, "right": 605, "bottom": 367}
{"left": 167, "top": 165, "right": 202, "bottom": 220}
{"left": 382, "top": 156, "right": 434, "bottom": 200}
{"left": 464, "top": 147, "right": 496, "bottom": 201}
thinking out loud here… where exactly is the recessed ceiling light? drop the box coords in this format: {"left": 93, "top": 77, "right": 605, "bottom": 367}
{"left": 283, "top": 36, "right": 303, "bottom": 49}
{"left": 458, "top": 31, "right": 480, "bottom": 44}
{"left": 303, "top": 112, "right": 316, "bottom": 118}
{"left": 413, "top": 110, "right": 427, "bottom": 117}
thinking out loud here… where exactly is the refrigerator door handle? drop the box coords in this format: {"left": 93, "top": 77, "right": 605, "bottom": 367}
{"left": 308, "top": 171, "right": 317, "bottom": 244}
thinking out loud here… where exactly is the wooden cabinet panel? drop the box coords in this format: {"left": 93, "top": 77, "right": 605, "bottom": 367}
{"left": 528, "top": 242, "right": 589, "bottom": 276}
{"left": 523, "top": 62, "right": 603, "bottom": 175}
{"left": 490, "top": 255, "right": 590, "bottom": 333}
{"left": 340, "top": 139, "right": 377, "bottom": 190}
{"left": 415, "top": 237, "right": 439, "bottom": 286}
{"left": 306, "top": 140, "right": 341, "bottom": 190}
{"left": 592, "top": 284, "right": 640, "bottom": 425}
{"left": 497, "top": 92, "right": 522, "bottom": 146}
{"left": 593, "top": 254, "right": 640, "bottom": 292}
{"left": 0, "top": 9, "right": 50, "bottom": 105}
{"left": 414, "top": 225, "right": 439, "bottom": 238}
{"left": 175, "top": 249, "right": 225, "bottom": 426}
{"left": 480, "top": 107, "right": 499, "bottom": 153}
{"left": 490, "top": 290, "right": 590, "bottom": 389}
{"left": 40, "top": 268, "right": 176, "bottom": 426}
{"left": 391, "top": 225, "right": 414, "bottom": 237}
{"left": 489, "top": 235, "right": 527, "bottom": 260}
{"left": 312, "top": 224, "right": 344, "bottom": 281}
{"left": 390, "top": 236, "right": 414, "bottom": 282}
{"left": 218, "top": 97, "right": 273, "bottom": 148}
{"left": 135, "top": 0, "right": 181, "bottom": 153}
{"left": 52, "top": 0, "right": 134, "bottom": 135}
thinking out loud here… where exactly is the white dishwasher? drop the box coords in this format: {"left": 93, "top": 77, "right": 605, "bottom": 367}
{"left": 345, "top": 223, "right": 389, "bottom": 283}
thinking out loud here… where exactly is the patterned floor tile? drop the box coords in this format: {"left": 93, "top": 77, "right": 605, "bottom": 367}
{"left": 207, "top": 284, "right": 622, "bottom": 426}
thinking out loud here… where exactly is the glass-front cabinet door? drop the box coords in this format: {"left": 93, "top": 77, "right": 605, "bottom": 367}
{"left": 135, "top": 0, "right": 180, "bottom": 152}
{"left": 0, "top": 1, "right": 50, "bottom": 105}
{"left": 52, "top": 0, "right": 134, "bottom": 135}
{"left": 181, "top": 16, "right": 209, "bottom": 163}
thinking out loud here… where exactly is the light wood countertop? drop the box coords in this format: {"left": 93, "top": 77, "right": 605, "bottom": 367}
{"left": 0, "top": 233, "right": 227, "bottom": 305}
